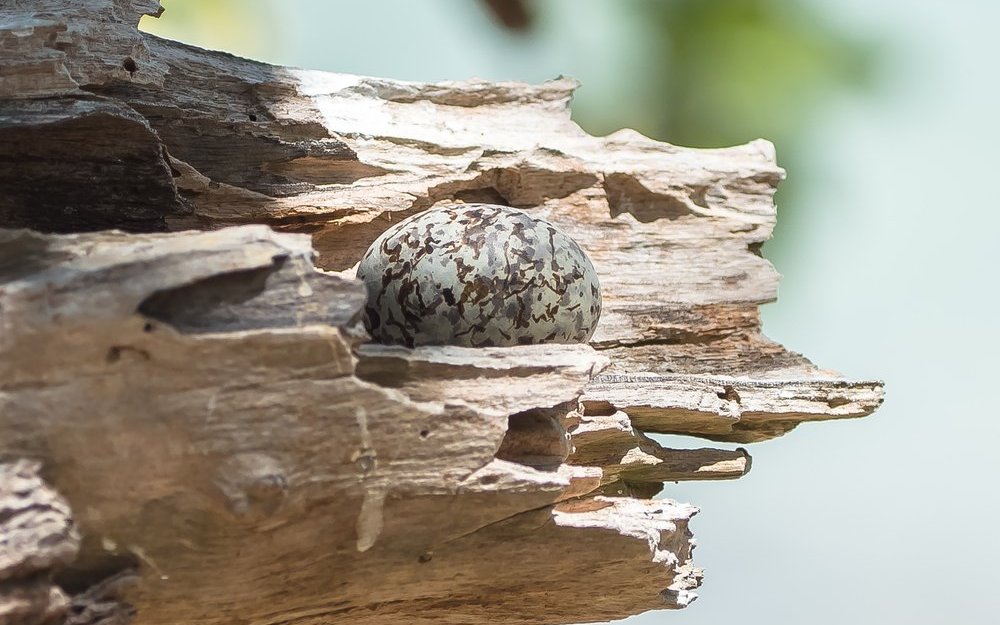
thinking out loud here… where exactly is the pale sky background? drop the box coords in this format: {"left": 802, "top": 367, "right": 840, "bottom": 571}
{"left": 143, "top": 1, "right": 1000, "bottom": 623}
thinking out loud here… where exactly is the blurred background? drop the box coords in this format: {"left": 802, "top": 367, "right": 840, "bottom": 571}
{"left": 141, "top": 1, "right": 999, "bottom": 623}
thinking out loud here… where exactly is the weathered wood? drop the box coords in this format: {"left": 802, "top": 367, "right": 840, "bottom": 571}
{"left": 0, "top": 461, "right": 80, "bottom": 625}
{"left": 0, "top": 1, "right": 884, "bottom": 624}
{"left": 0, "top": 0, "right": 881, "bottom": 442}
{"left": 0, "top": 226, "right": 694, "bottom": 624}
{"left": 566, "top": 411, "right": 751, "bottom": 485}
{"left": 583, "top": 372, "right": 885, "bottom": 443}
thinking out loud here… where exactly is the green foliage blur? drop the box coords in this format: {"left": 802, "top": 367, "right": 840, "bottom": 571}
{"left": 141, "top": 0, "right": 279, "bottom": 59}
{"left": 628, "top": 0, "right": 875, "bottom": 246}
{"left": 637, "top": 0, "right": 872, "bottom": 149}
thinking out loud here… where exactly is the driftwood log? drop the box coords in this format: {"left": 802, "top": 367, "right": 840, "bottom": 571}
{"left": 0, "top": 2, "right": 884, "bottom": 624}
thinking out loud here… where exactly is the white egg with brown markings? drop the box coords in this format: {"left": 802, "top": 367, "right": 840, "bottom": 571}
{"left": 356, "top": 203, "right": 602, "bottom": 347}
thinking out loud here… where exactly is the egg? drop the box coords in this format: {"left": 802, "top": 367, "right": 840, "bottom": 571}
{"left": 356, "top": 203, "right": 602, "bottom": 347}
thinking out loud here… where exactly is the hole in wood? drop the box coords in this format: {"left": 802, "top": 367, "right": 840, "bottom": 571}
{"left": 452, "top": 186, "right": 510, "bottom": 206}
{"left": 604, "top": 173, "right": 694, "bottom": 222}
{"left": 495, "top": 406, "right": 571, "bottom": 471}
{"left": 105, "top": 345, "right": 150, "bottom": 363}
{"left": 717, "top": 385, "right": 741, "bottom": 403}
{"left": 137, "top": 258, "right": 289, "bottom": 333}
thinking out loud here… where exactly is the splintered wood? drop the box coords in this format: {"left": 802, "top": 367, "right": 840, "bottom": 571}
{"left": 0, "top": 1, "right": 883, "bottom": 624}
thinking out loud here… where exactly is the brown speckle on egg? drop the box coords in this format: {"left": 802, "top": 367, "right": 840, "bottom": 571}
{"left": 356, "top": 203, "right": 602, "bottom": 347}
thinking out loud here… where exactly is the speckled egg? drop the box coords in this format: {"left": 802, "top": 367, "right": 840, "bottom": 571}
{"left": 356, "top": 203, "right": 602, "bottom": 347}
